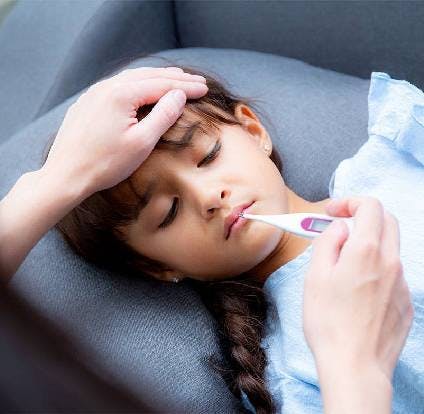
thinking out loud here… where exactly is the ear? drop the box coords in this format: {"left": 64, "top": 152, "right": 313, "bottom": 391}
{"left": 147, "top": 268, "right": 184, "bottom": 283}
{"left": 234, "top": 103, "right": 273, "bottom": 155}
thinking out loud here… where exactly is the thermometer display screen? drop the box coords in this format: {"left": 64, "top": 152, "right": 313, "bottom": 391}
{"left": 309, "top": 218, "right": 331, "bottom": 232}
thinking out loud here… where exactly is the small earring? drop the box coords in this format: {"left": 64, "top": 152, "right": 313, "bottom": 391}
{"left": 264, "top": 144, "right": 271, "bottom": 153}
{"left": 172, "top": 277, "right": 180, "bottom": 283}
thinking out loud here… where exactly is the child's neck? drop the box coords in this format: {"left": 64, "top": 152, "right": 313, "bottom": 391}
{"left": 246, "top": 189, "right": 331, "bottom": 285}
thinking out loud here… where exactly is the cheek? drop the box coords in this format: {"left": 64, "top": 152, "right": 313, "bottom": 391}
{"left": 148, "top": 225, "right": 206, "bottom": 260}
{"left": 165, "top": 241, "right": 220, "bottom": 273}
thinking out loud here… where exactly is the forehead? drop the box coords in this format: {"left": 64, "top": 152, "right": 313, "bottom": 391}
{"left": 112, "top": 103, "right": 242, "bottom": 205}
{"left": 129, "top": 119, "right": 219, "bottom": 188}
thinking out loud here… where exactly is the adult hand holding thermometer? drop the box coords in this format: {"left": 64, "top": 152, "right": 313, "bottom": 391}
{"left": 301, "top": 196, "right": 413, "bottom": 414}
{"left": 239, "top": 210, "right": 354, "bottom": 239}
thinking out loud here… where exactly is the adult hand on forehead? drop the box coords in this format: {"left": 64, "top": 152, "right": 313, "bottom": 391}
{"left": 42, "top": 66, "right": 208, "bottom": 198}
{"left": 1, "top": 67, "right": 208, "bottom": 281}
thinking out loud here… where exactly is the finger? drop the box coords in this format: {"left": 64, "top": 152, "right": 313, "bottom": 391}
{"left": 379, "top": 210, "right": 401, "bottom": 268}
{"left": 130, "top": 66, "right": 183, "bottom": 72}
{"left": 388, "top": 274, "right": 413, "bottom": 361}
{"left": 98, "top": 67, "right": 186, "bottom": 85}
{"left": 326, "top": 196, "right": 384, "bottom": 246}
{"left": 85, "top": 69, "right": 205, "bottom": 101}
{"left": 127, "top": 78, "right": 208, "bottom": 107}
{"left": 92, "top": 67, "right": 163, "bottom": 85}
{"left": 127, "top": 89, "right": 187, "bottom": 146}
{"left": 114, "top": 66, "right": 181, "bottom": 75}
{"left": 326, "top": 197, "right": 356, "bottom": 217}
{"left": 309, "top": 219, "right": 350, "bottom": 274}
{"left": 165, "top": 67, "right": 184, "bottom": 72}
{"left": 115, "top": 67, "right": 206, "bottom": 83}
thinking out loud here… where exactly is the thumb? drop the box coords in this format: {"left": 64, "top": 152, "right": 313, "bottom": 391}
{"left": 310, "top": 219, "right": 349, "bottom": 272}
{"left": 128, "top": 89, "right": 186, "bottom": 144}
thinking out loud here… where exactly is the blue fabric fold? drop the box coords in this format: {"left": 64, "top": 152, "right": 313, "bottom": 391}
{"left": 368, "top": 71, "right": 424, "bottom": 166}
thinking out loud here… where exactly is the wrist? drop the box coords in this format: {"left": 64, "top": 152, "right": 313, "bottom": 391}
{"left": 316, "top": 356, "right": 393, "bottom": 414}
{"left": 37, "top": 164, "right": 90, "bottom": 205}
{"left": 0, "top": 168, "right": 87, "bottom": 280}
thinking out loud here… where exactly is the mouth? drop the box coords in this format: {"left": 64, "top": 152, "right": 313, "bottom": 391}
{"left": 224, "top": 201, "right": 255, "bottom": 240}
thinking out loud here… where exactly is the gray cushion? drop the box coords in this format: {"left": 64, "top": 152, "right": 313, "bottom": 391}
{"left": 35, "top": 0, "right": 177, "bottom": 121}
{"left": 175, "top": 1, "right": 424, "bottom": 89}
{"left": 0, "top": 0, "right": 176, "bottom": 146}
{"left": 0, "top": 0, "right": 104, "bottom": 144}
{"left": 3, "top": 1, "right": 424, "bottom": 150}
{"left": 0, "top": 47, "right": 370, "bottom": 412}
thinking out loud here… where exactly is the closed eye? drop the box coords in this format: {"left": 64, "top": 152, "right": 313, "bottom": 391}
{"left": 158, "top": 139, "right": 222, "bottom": 229}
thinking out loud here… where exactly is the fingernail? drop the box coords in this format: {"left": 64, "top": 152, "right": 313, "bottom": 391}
{"left": 330, "top": 219, "right": 342, "bottom": 232}
{"left": 170, "top": 89, "right": 186, "bottom": 105}
{"left": 193, "top": 75, "right": 207, "bottom": 83}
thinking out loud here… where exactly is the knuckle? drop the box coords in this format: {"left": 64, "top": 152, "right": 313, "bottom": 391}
{"left": 108, "top": 82, "right": 125, "bottom": 100}
{"left": 354, "top": 195, "right": 369, "bottom": 203}
{"left": 356, "top": 196, "right": 382, "bottom": 211}
{"left": 387, "top": 258, "right": 403, "bottom": 276}
{"left": 136, "top": 66, "right": 155, "bottom": 71}
{"left": 401, "top": 300, "right": 414, "bottom": 329}
{"left": 359, "top": 239, "right": 379, "bottom": 256}
{"left": 75, "top": 92, "right": 86, "bottom": 103}
{"left": 111, "top": 81, "right": 122, "bottom": 92}
{"left": 311, "top": 236, "right": 325, "bottom": 252}
{"left": 89, "top": 81, "right": 102, "bottom": 91}
{"left": 120, "top": 69, "right": 132, "bottom": 76}
{"left": 161, "top": 101, "right": 179, "bottom": 123}
{"left": 368, "top": 197, "right": 383, "bottom": 211}
{"left": 68, "top": 101, "right": 79, "bottom": 112}
{"left": 353, "top": 195, "right": 371, "bottom": 204}
{"left": 166, "top": 66, "right": 183, "bottom": 72}
{"left": 385, "top": 211, "right": 399, "bottom": 227}
{"left": 162, "top": 78, "right": 173, "bottom": 89}
{"left": 407, "top": 303, "right": 415, "bottom": 323}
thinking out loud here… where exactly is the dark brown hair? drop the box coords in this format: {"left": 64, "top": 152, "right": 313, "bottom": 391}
{"left": 42, "top": 63, "right": 283, "bottom": 413}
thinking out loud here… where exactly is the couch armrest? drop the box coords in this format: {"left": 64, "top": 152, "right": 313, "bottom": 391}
{"left": 0, "top": 0, "right": 177, "bottom": 145}
{"left": 0, "top": 0, "right": 104, "bottom": 144}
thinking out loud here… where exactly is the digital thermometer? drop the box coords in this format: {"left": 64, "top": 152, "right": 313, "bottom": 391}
{"left": 239, "top": 212, "right": 354, "bottom": 239}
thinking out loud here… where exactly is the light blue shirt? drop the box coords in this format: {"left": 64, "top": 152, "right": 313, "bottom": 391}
{"left": 241, "top": 72, "right": 424, "bottom": 413}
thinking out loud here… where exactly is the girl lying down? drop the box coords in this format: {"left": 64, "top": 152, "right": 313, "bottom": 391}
{"left": 43, "top": 68, "right": 424, "bottom": 413}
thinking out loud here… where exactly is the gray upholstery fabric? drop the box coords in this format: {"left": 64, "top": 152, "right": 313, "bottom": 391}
{"left": 0, "top": 0, "right": 104, "bottom": 144}
{"left": 0, "top": 0, "right": 176, "bottom": 145}
{"left": 9, "top": 1, "right": 423, "bottom": 142}
{"left": 175, "top": 1, "right": 424, "bottom": 89}
{"left": 35, "top": 0, "right": 177, "bottom": 120}
{"left": 0, "top": 47, "right": 370, "bottom": 412}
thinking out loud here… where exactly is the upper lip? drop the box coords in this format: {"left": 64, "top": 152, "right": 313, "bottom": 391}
{"left": 224, "top": 201, "right": 254, "bottom": 239}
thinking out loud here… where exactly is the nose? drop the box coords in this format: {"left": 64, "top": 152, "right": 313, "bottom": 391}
{"left": 179, "top": 169, "right": 231, "bottom": 220}
{"left": 205, "top": 190, "right": 229, "bottom": 218}
{"left": 186, "top": 178, "right": 230, "bottom": 219}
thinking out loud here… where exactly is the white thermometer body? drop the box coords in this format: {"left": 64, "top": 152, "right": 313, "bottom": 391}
{"left": 240, "top": 212, "right": 354, "bottom": 239}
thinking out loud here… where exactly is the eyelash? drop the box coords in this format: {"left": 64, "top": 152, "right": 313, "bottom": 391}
{"left": 158, "top": 140, "right": 222, "bottom": 229}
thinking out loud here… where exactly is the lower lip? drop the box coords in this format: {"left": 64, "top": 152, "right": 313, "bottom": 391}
{"left": 227, "top": 202, "right": 254, "bottom": 239}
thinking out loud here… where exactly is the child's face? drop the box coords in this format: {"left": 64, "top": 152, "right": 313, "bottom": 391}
{"left": 119, "top": 105, "right": 290, "bottom": 282}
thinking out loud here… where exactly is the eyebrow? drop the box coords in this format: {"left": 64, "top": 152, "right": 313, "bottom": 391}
{"left": 133, "top": 122, "right": 204, "bottom": 215}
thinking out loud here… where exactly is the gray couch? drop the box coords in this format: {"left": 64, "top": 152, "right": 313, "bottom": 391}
{"left": 1, "top": 1, "right": 423, "bottom": 412}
